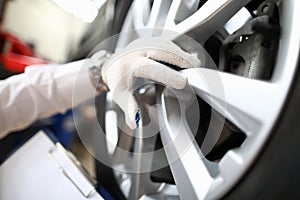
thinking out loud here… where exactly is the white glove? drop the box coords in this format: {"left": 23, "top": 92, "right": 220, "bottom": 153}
{"left": 101, "top": 38, "right": 201, "bottom": 129}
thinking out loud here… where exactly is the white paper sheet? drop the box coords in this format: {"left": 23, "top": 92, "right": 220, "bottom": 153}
{"left": 0, "top": 131, "right": 103, "bottom": 200}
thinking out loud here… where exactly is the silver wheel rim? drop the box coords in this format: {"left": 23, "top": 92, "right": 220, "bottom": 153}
{"left": 104, "top": 0, "right": 300, "bottom": 199}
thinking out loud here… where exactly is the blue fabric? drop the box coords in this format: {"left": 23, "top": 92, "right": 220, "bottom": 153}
{"left": 135, "top": 110, "right": 141, "bottom": 128}
{"left": 98, "top": 186, "right": 114, "bottom": 200}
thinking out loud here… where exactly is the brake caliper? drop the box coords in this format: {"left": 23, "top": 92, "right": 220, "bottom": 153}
{"left": 219, "top": 0, "right": 280, "bottom": 80}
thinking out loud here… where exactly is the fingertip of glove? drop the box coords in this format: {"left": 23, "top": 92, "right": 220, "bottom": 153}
{"left": 172, "top": 75, "right": 188, "bottom": 90}
{"left": 126, "top": 100, "right": 138, "bottom": 129}
{"left": 129, "top": 121, "right": 137, "bottom": 130}
{"left": 125, "top": 117, "right": 137, "bottom": 129}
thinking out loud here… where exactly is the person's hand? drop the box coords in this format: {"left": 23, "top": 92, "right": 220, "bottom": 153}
{"left": 101, "top": 38, "right": 201, "bottom": 129}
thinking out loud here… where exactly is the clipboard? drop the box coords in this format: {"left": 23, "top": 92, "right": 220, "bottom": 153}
{"left": 0, "top": 130, "right": 103, "bottom": 200}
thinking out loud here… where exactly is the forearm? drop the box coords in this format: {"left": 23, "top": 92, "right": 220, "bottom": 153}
{"left": 0, "top": 60, "right": 96, "bottom": 138}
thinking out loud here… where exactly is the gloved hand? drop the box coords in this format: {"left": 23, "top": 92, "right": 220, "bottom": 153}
{"left": 101, "top": 38, "right": 201, "bottom": 129}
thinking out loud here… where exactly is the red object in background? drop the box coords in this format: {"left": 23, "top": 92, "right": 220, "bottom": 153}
{"left": 0, "top": 30, "right": 47, "bottom": 73}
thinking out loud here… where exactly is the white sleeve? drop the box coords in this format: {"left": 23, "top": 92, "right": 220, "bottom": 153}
{"left": 0, "top": 59, "right": 97, "bottom": 139}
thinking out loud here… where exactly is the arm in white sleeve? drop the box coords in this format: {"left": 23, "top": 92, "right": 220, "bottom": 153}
{"left": 0, "top": 59, "right": 96, "bottom": 138}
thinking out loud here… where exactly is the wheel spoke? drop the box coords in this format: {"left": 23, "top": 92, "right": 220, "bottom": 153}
{"left": 133, "top": 0, "right": 173, "bottom": 36}
{"left": 182, "top": 68, "right": 277, "bottom": 135}
{"left": 133, "top": 0, "right": 151, "bottom": 29}
{"left": 157, "top": 100, "right": 216, "bottom": 199}
{"left": 165, "top": 0, "right": 200, "bottom": 26}
{"left": 164, "top": 0, "right": 251, "bottom": 43}
{"left": 128, "top": 110, "right": 161, "bottom": 199}
{"left": 147, "top": 0, "right": 172, "bottom": 28}
{"left": 165, "top": 0, "right": 182, "bottom": 27}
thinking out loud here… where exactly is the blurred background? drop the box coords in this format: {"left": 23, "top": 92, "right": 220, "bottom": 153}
{"left": 0, "top": 0, "right": 115, "bottom": 177}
